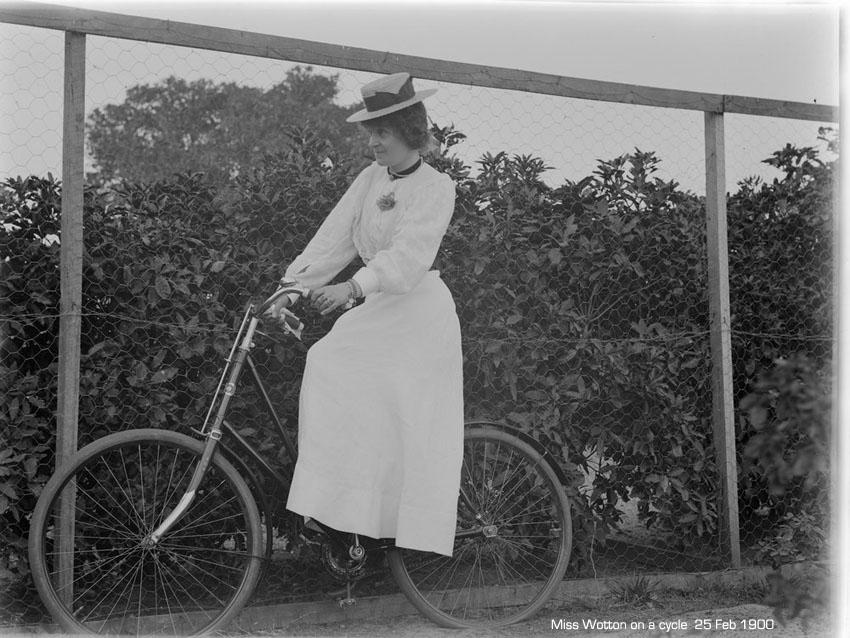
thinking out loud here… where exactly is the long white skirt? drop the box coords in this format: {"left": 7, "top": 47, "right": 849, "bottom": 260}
{"left": 286, "top": 271, "right": 464, "bottom": 556}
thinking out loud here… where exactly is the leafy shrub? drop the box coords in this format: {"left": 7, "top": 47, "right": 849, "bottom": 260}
{"left": 730, "top": 130, "right": 835, "bottom": 545}
{"left": 73, "top": 128, "right": 355, "bottom": 452}
{"left": 0, "top": 129, "right": 354, "bottom": 578}
{"left": 1, "top": 175, "right": 62, "bottom": 580}
{"left": 0, "top": 122, "right": 836, "bottom": 587}
{"left": 738, "top": 353, "right": 830, "bottom": 627}
{"left": 740, "top": 355, "right": 830, "bottom": 564}
{"left": 439, "top": 147, "right": 718, "bottom": 554}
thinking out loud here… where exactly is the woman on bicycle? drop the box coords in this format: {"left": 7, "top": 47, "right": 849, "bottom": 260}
{"left": 268, "top": 72, "right": 463, "bottom": 557}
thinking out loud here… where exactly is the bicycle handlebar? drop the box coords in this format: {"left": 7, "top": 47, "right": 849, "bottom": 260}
{"left": 254, "top": 284, "right": 312, "bottom": 323}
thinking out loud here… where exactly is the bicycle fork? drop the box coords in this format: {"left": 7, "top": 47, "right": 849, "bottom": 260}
{"left": 147, "top": 433, "right": 221, "bottom": 544}
{"left": 148, "top": 311, "right": 260, "bottom": 545}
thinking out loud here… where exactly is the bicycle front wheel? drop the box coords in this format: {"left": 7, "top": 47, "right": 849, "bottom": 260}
{"left": 28, "top": 429, "right": 263, "bottom": 636}
{"left": 388, "top": 425, "right": 572, "bottom": 628}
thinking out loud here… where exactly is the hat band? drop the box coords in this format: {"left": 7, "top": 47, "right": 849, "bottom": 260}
{"left": 363, "top": 77, "right": 416, "bottom": 112}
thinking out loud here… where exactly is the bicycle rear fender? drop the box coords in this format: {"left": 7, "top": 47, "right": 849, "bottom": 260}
{"left": 463, "top": 419, "right": 570, "bottom": 488}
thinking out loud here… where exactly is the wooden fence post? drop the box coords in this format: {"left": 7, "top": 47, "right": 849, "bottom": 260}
{"left": 704, "top": 111, "right": 741, "bottom": 568}
{"left": 58, "top": 28, "right": 85, "bottom": 473}
{"left": 56, "top": 29, "right": 86, "bottom": 605}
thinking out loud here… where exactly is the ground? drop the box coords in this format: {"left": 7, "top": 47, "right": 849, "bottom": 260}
{"left": 245, "top": 585, "right": 832, "bottom": 638}
{"left": 252, "top": 608, "right": 830, "bottom": 638}
{"left": 0, "top": 580, "right": 832, "bottom": 638}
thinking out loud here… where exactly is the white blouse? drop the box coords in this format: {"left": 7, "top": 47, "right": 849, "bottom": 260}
{"left": 285, "top": 161, "right": 456, "bottom": 296}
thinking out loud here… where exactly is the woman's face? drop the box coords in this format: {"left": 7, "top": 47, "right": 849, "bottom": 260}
{"left": 366, "top": 125, "right": 417, "bottom": 171}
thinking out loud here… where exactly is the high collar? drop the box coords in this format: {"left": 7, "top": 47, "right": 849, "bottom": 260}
{"left": 388, "top": 157, "right": 423, "bottom": 180}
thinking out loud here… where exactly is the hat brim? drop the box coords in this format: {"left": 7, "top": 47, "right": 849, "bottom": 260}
{"left": 346, "top": 88, "right": 438, "bottom": 123}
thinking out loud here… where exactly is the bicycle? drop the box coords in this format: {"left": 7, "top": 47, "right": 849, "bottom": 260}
{"left": 28, "top": 283, "right": 573, "bottom": 635}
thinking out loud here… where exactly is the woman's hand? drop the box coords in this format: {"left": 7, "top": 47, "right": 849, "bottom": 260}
{"left": 264, "top": 292, "right": 294, "bottom": 321}
{"left": 311, "top": 283, "right": 352, "bottom": 316}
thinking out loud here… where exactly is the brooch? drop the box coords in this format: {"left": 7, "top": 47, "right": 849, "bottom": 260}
{"left": 376, "top": 192, "right": 397, "bottom": 212}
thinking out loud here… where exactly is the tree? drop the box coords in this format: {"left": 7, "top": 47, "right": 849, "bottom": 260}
{"left": 87, "top": 66, "right": 367, "bottom": 185}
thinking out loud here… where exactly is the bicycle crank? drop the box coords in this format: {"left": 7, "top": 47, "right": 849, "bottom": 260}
{"left": 320, "top": 539, "right": 368, "bottom": 582}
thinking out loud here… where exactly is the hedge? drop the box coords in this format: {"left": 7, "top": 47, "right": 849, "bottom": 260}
{"left": 0, "top": 124, "right": 835, "bottom": 582}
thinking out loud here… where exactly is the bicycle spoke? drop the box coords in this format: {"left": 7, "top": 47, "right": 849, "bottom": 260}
{"left": 80, "top": 548, "right": 146, "bottom": 624}
{"left": 153, "top": 451, "right": 196, "bottom": 531}
{"left": 31, "top": 433, "right": 262, "bottom": 636}
{"left": 74, "top": 466, "right": 142, "bottom": 539}
{"left": 152, "top": 549, "right": 185, "bottom": 629}
{"left": 155, "top": 543, "right": 252, "bottom": 572}
{"left": 50, "top": 544, "right": 141, "bottom": 607}
{"left": 157, "top": 545, "right": 235, "bottom": 609}
{"left": 390, "top": 427, "right": 571, "bottom": 629}
{"left": 136, "top": 444, "right": 148, "bottom": 535}
{"left": 104, "top": 450, "right": 148, "bottom": 533}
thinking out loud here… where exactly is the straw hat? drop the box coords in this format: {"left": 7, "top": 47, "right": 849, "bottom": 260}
{"left": 346, "top": 72, "right": 437, "bottom": 123}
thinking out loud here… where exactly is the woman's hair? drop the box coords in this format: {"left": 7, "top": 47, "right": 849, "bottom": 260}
{"left": 361, "top": 101, "right": 430, "bottom": 151}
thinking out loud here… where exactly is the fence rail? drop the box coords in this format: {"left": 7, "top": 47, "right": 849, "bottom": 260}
{"left": 0, "top": 2, "right": 836, "bottom": 122}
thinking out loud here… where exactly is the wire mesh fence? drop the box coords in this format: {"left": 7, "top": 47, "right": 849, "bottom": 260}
{"left": 0, "top": 13, "right": 837, "bottom": 630}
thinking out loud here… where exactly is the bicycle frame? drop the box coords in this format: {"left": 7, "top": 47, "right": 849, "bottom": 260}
{"left": 150, "top": 285, "right": 309, "bottom": 543}
{"left": 29, "top": 278, "right": 575, "bottom": 632}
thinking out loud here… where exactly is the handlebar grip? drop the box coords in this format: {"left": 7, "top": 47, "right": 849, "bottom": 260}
{"left": 280, "top": 309, "right": 303, "bottom": 333}
{"left": 255, "top": 285, "right": 311, "bottom": 317}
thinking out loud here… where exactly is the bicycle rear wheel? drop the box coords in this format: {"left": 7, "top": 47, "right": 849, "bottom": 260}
{"left": 28, "top": 429, "right": 263, "bottom": 636}
{"left": 387, "top": 424, "right": 572, "bottom": 628}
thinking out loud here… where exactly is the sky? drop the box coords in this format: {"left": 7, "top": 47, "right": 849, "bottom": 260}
{"left": 27, "top": 0, "right": 841, "bottom": 104}
{"left": 0, "top": 0, "right": 840, "bottom": 191}
{"left": 37, "top": 0, "right": 844, "bottom": 102}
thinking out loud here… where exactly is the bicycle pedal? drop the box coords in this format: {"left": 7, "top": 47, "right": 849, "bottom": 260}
{"left": 337, "top": 580, "right": 357, "bottom": 607}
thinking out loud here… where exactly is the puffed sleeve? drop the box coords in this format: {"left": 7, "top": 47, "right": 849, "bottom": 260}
{"left": 351, "top": 172, "right": 455, "bottom": 295}
{"left": 284, "top": 165, "right": 375, "bottom": 289}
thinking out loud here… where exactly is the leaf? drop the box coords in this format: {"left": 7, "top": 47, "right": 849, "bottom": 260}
{"left": 748, "top": 405, "right": 768, "bottom": 429}
{"left": 87, "top": 341, "right": 108, "bottom": 357}
{"left": 24, "top": 457, "right": 38, "bottom": 479}
{"left": 155, "top": 275, "right": 171, "bottom": 299}
{"left": 134, "top": 361, "right": 149, "bottom": 382}
{"left": 485, "top": 341, "right": 502, "bottom": 354}
{"left": 211, "top": 260, "right": 226, "bottom": 273}
{"left": 525, "top": 390, "right": 548, "bottom": 403}
{"left": 8, "top": 397, "right": 20, "bottom": 421}
{"left": 150, "top": 367, "right": 178, "bottom": 384}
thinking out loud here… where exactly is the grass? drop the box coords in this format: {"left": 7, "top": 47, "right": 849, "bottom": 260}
{"left": 546, "top": 572, "right": 775, "bottom": 626}
{"left": 607, "top": 574, "right": 663, "bottom": 605}
{"left": 535, "top": 576, "right": 776, "bottom": 635}
{"left": 246, "top": 578, "right": 792, "bottom": 637}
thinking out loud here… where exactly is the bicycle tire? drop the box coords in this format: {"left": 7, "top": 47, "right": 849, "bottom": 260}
{"left": 387, "top": 424, "right": 572, "bottom": 628}
{"left": 28, "top": 429, "right": 263, "bottom": 636}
